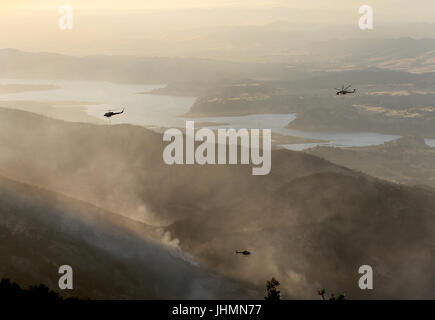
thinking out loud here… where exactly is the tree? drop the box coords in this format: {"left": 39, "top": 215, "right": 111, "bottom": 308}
{"left": 317, "top": 289, "right": 326, "bottom": 300}
{"left": 265, "top": 277, "right": 281, "bottom": 301}
{"left": 318, "top": 288, "right": 346, "bottom": 300}
{"left": 0, "top": 278, "right": 73, "bottom": 301}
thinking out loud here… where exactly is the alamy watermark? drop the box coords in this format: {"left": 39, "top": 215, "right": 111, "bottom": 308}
{"left": 58, "top": 5, "right": 73, "bottom": 30}
{"left": 358, "top": 265, "right": 373, "bottom": 290}
{"left": 163, "top": 121, "right": 271, "bottom": 175}
{"left": 58, "top": 265, "right": 73, "bottom": 290}
{"left": 359, "top": 5, "right": 374, "bottom": 30}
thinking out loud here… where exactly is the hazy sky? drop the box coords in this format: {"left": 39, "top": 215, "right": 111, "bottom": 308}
{"left": 4, "top": 0, "right": 341, "bottom": 10}
{"left": 1, "top": 0, "right": 434, "bottom": 56}
{"left": 1, "top": 1, "right": 434, "bottom": 24}
{"left": 0, "top": 0, "right": 432, "bottom": 12}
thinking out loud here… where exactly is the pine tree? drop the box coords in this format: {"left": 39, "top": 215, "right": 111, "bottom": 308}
{"left": 265, "top": 277, "right": 281, "bottom": 301}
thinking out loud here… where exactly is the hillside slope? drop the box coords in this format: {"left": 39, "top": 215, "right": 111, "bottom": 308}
{"left": 0, "top": 175, "right": 251, "bottom": 299}
{"left": 0, "top": 108, "right": 434, "bottom": 298}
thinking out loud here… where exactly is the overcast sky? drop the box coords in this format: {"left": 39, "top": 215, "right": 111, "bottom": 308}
{"left": 1, "top": 0, "right": 434, "bottom": 55}
{"left": 2, "top": 0, "right": 434, "bottom": 22}
{"left": 0, "top": 0, "right": 433, "bottom": 12}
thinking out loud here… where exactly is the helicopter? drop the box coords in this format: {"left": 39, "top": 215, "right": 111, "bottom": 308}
{"left": 104, "top": 108, "right": 125, "bottom": 118}
{"left": 236, "top": 250, "right": 251, "bottom": 256}
{"left": 335, "top": 84, "right": 356, "bottom": 96}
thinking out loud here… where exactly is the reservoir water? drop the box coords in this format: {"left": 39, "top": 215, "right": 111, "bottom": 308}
{"left": 0, "top": 79, "right": 403, "bottom": 150}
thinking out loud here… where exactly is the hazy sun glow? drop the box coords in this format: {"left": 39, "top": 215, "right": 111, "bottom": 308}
{"left": 0, "top": 0, "right": 433, "bottom": 11}
{"left": 1, "top": 0, "right": 434, "bottom": 56}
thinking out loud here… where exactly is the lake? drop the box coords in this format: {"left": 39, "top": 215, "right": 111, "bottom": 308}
{"left": 0, "top": 78, "right": 404, "bottom": 150}
{"left": 0, "top": 79, "right": 195, "bottom": 128}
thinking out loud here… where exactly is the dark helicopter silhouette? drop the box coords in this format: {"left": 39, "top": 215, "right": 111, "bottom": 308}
{"left": 335, "top": 84, "right": 356, "bottom": 96}
{"left": 236, "top": 250, "right": 251, "bottom": 256}
{"left": 104, "top": 108, "right": 125, "bottom": 118}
